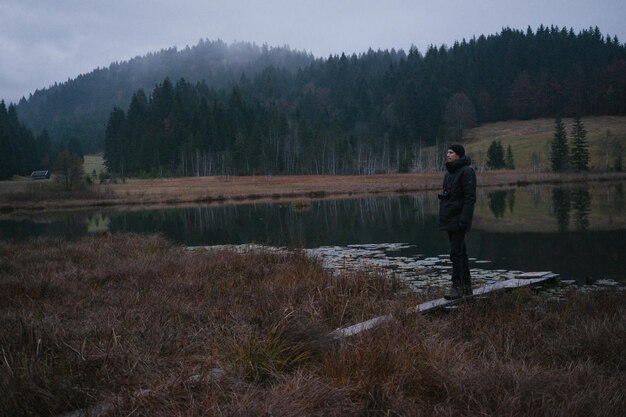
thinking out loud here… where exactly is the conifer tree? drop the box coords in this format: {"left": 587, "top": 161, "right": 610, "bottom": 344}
{"left": 570, "top": 116, "right": 589, "bottom": 171}
{"left": 505, "top": 144, "right": 515, "bottom": 169}
{"left": 550, "top": 117, "right": 569, "bottom": 172}
{"left": 486, "top": 140, "right": 505, "bottom": 169}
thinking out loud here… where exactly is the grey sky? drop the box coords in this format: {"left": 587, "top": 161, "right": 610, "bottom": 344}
{"left": 1, "top": 0, "right": 625, "bottom": 103}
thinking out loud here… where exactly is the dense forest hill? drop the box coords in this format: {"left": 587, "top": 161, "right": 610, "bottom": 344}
{"left": 103, "top": 26, "right": 626, "bottom": 176}
{"left": 16, "top": 40, "right": 316, "bottom": 153}
{"left": 6, "top": 26, "right": 626, "bottom": 177}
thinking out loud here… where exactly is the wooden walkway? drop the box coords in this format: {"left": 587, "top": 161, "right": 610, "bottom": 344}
{"left": 330, "top": 271, "right": 559, "bottom": 339}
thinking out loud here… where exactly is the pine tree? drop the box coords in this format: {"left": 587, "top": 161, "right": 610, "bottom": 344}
{"left": 550, "top": 117, "right": 568, "bottom": 172}
{"left": 103, "top": 107, "right": 126, "bottom": 174}
{"left": 486, "top": 140, "right": 505, "bottom": 169}
{"left": 570, "top": 116, "right": 589, "bottom": 171}
{"left": 505, "top": 144, "right": 515, "bottom": 169}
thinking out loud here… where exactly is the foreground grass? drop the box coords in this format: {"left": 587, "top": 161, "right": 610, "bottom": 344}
{"left": 1, "top": 235, "right": 625, "bottom": 416}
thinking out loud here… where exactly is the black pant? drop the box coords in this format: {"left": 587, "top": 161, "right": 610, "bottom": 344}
{"left": 448, "top": 231, "right": 471, "bottom": 289}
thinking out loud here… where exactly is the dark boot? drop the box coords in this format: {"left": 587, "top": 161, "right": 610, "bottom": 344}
{"left": 462, "top": 283, "right": 473, "bottom": 296}
{"left": 444, "top": 286, "right": 463, "bottom": 300}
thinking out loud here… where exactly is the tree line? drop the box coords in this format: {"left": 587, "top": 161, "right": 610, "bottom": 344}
{"left": 4, "top": 26, "right": 626, "bottom": 179}
{"left": 0, "top": 102, "right": 49, "bottom": 180}
{"left": 104, "top": 26, "right": 626, "bottom": 176}
{"left": 0, "top": 101, "right": 87, "bottom": 182}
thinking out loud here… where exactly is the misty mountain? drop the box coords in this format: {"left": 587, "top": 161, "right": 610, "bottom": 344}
{"left": 16, "top": 40, "right": 315, "bottom": 153}
{"left": 12, "top": 26, "right": 626, "bottom": 175}
{"left": 101, "top": 27, "right": 626, "bottom": 177}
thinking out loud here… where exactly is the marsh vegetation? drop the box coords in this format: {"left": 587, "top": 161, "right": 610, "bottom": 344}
{"left": 1, "top": 234, "right": 624, "bottom": 416}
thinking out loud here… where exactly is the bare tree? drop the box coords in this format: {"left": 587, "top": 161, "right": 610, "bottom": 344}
{"left": 443, "top": 93, "right": 477, "bottom": 141}
{"left": 54, "top": 151, "right": 84, "bottom": 191}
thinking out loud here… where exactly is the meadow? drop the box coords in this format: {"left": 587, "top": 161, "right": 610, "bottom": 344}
{"left": 1, "top": 234, "right": 625, "bottom": 416}
{"left": 464, "top": 116, "right": 626, "bottom": 171}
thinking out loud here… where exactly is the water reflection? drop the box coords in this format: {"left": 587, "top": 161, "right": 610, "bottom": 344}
{"left": 105, "top": 195, "right": 441, "bottom": 248}
{"left": 488, "top": 190, "right": 516, "bottom": 218}
{"left": 0, "top": 215, "right": 88, "bottom": 241}
{"left": 550, "top": 186, "right": 592, "bottom": 232}
{"left": 1, "top": 182, "right": 625, "bottom": 282}
{"left": 571, "top": 188, "right": 591, "bottom": 231}
{"left": 551, "top": 188, "right": 571, "bottom": 232}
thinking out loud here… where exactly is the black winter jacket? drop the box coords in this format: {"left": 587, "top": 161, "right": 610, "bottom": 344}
{"left": 438, "top": 156, "right": 476, "bottom": 231}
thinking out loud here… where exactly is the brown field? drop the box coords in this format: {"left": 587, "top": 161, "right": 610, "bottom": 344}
{"left": 1, "top": 171, "right": 625, "bottom": 217}
{"left": 1, "top": 234, "right": 624, "bottom": 416}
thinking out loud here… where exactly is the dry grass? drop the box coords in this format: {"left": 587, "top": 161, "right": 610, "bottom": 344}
{"left": 83, "top": 154, "right": 107, "bottom": 179}
{"left": 1, "top": 170, "right": 624, "bottom": 217}
{"left": 1, "top": 234, "right": 624, "bottom": 416}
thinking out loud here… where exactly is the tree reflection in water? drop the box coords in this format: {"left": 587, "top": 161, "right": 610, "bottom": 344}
{"left": 488, "top": 189, "right": 516, "bottom": 218}
{"left": 551, "top": 186, "right": 592, "bottom": 232}
{"left": 1, "top": 183, "right": 625, "bottom": 282}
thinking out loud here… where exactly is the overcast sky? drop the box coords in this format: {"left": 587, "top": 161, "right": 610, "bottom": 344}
{"left": 1, "top": 0, "right": 625, "bottom": 103}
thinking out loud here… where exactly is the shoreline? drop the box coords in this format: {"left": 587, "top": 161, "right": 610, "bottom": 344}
{"left": 1, "top": 171, "right": 624, "bottom": 217}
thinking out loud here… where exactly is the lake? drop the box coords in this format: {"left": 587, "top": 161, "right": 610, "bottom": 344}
{"left": 1, "top": 181, "right": 624, "bottom": 284}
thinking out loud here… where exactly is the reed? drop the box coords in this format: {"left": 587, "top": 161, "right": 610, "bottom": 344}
{"left": 0, "top": 235, "right": 624, "bottom": 416}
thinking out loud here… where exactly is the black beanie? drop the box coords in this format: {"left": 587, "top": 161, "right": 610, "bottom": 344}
{"left": 448, "top": 144, "right": 465, "bottom": 157}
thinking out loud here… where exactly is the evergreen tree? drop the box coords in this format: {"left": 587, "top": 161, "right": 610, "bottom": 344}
{"left": 505, "top": 144, "right": 515, "bottom": 169}
{"left": 103, "top": 107, "right": 126, "bottom": 175}
{"left": 550, "top": 117, "right": 569, "bottom": 172}
{"left": 35, "top": 130, "right": 53, "bottom": 170}
{"left": 570, "top": 116, "right": 589, "bottom": 171}
{"left": 0, "top": 101, "right": 39, "bottom": 179}
{"left": 486, "top": 140, "right": 505, "bottom": 169}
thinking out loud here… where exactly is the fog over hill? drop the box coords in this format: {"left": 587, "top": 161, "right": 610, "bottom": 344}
{"left": 16, "top": 40, "right": 316, "bottom": 152}
{"left": 11, "top": 27, "right": 626, "bottom": 174}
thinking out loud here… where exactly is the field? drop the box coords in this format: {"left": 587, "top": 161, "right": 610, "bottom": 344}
{"left": 1, "top": 234, "right": 624, "bottom": 416}
{"left": 83, "top": 153, "right": 107, "bottom": 179}
{"left": 463, "top": 116, "right": 626, "bottom": 171}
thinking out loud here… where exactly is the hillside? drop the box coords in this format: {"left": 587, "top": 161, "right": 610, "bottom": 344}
{"left": 15, "top": 40, "right": 315, "bottom": 152}
{"left": 15, "top": 27, "right": 626, "bottom": 159}
{"left": 463, "top": 116, "right": 626, "bottom": 171}
{"left": 5, "top": 27, "right": 626, "bottom": 177}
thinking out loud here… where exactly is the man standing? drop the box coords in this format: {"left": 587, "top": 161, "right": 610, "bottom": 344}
{"left": 438, "top": 144, "right": 476, "bottom": 300}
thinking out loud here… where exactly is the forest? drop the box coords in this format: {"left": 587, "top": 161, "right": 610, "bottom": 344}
{"left": 0, "top": 102, "right": 55, "bottom": 180}
{"left": 4, "top": 26, "right": 626, "bottom": 178}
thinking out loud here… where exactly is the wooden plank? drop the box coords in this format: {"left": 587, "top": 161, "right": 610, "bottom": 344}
{"left": 331, "top": 273, "right": 558, "bottom": 339}
{"left": 516, "top": 271, "right": 554, "bottom": 278}
{"left": 329, "top": 314, "right": 393, "bottom": 339}
{"left": 412, "top": 275, "right": 557, "bottom": 314}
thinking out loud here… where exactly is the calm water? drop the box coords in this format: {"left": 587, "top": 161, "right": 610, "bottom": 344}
{"left": 1, "top": 182, "right": 624, "bottom": 283}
